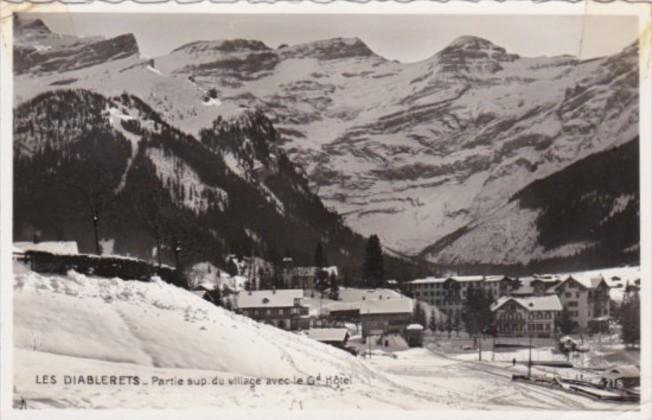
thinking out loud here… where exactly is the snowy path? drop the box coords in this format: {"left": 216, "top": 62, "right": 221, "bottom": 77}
{"left": 367, "top": 347, "right": 632, "bottom": 410}
{"left": 107, "top": 107, "right": 141, "bottom": 194}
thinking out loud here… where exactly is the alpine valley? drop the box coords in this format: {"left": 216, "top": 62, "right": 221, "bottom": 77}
{"left": 13, "top": 17, "right": 640, "bottom": 272}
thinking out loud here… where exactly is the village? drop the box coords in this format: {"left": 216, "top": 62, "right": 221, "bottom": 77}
{"left": 12, "top": 239, "right": 642, "bottom": 405}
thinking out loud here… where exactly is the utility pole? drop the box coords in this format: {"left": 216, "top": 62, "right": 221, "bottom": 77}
{"left": 478, "top": 333, "right": 482, "bottom": 361}
{"left": 528, "top": 333, "right": 533, "bottom": 378}
{"left": 367, "top": 306, "right": 371, "bottom": 358}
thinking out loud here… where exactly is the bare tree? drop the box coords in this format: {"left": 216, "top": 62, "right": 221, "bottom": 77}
{"left": 66, "top": 167, "right": 116, "bottom": 255}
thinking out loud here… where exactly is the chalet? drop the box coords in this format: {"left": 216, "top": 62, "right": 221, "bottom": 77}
{"left": 553, "top": 274, "right": 611, "bottom": 332}
{"left": 359, "top": 298, "right": 413, "bottom": 338}
{"left": 306, "top": 328, "right": 350, "bottom": 349}
{"left": 236, "top": 289, "right": 310, "bottom": 330}
{"left": 491, "top": 295, "right": 562, "bottom": 338}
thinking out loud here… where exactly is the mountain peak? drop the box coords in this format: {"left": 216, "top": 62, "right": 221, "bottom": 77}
{"left": 171, "top": 39, "right": 271, "bottom": 55}
{"left": 14, "top": 16, "right": 52, "bottom": 39}
{"left": 280, "top": 37, "right": 377, "bottom": 60}
{"left": 14, "top": 17, "right": 50, "bottom": 32}
{"left": 447, "top": 35, "right": 502, "bottom": 51}
{"left": 436, "top": 35, "right": 519, "bottom": 72}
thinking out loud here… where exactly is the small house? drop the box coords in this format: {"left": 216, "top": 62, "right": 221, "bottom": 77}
{"left": 405, "top": 324, "right": 424, "bottom": 347}
{"left": 236, "top": 289, "right": 310, "bottom": 331}
{"left": 306, "top": 328, "right": 350, "bottom": 349}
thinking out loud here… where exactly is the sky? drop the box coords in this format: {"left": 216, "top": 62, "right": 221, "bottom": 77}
{"left": 27, "top": 13, "right": 638, "bottom": 62}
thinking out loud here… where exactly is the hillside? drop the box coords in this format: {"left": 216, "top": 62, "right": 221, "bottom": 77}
{"left": 422, "top": 138, "right": 639, "bottom": 270}
{"left": 13, "top": 16, "right": 639, "bottom": 265}
{"left": 13, "top": 89, "right": 426, "bottom": 280}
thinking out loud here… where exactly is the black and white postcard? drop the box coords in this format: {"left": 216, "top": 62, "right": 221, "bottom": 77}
{"left": 0, "top": 1, "right": 650, "bottom": 418}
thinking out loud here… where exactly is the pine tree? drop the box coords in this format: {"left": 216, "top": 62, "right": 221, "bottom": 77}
{"left": 412, "top": 301, "right": 427, "bottom": 327}
{"left": 558, "top": 307, "right": 576, "bottom": 335}
{"left": 620, "top": 290, "right": 640, "bottom": 347}
{"left": 210, "top": 287, "right": 223, "bottom": 307}
{"left": 429, "top": 309, "right": 437, "bottom": 332}
{"left": 226, "top": 258, "right": 239, "bottom": 277}
{"left": 314, "top": 242, "right": 326, "bottom": 268}
{"left": 329, "top": 272, "right": 340, "bottom": 300}
{"left": 461, "top": 288, "right": 494, "bottom": 336}
{"left": 362, "top": 234, "right": 384, "bottom": 288}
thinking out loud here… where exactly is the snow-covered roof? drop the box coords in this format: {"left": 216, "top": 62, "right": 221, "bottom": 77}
{"left": 407, "top": 277, "right": 447, "bottom": 285}
{"left": 559, "top": 336, "right": 578, "bottom": 344}
{"left": 491, "top": 295, "right": 562, "bottom": 312}
{"left": 322, "top": 266, "right": 338, "bottom": 276}
{"left": 327, "top": 301, "right": 363, "bottom": 313}
{"left": 338, "top": 288, "right": 404, "bottom": 302}
{"left": 603, "top": 365, "right": 640, "bottom": 379}
{"left": 237, "top": 289, "right": 304, "bottom": 309}
{"left": 532, "top": 274, "right": 562, "bottom": 283}
{"left": 362, "top": 298, "right": 413, "bottom": 315}
{"left": 306, "top": 328, "right": 348, "bottom": 342}
{"left": 406, "top": 324, "right": 424, "bottom": 331}
{"left": 290, "top": 266, "right": 338, "bottom": 277}
{"left": 14, "top": 241, "right": 79, "bottom": 255}
{"left": 568, "top": 266, "right": 640, "bottom": 287}
{"left": 555, "top": 274, "right": 607, "bottom": 290}
{"left": 450, "top": 275, "right": 485, "bottom": 282}
{"left": 484, "top": 275, "right": 508, "bottom": 282}
{"left": 408, "top": 275, "right": 510, "bottom": 285}
{"left": 190, "top": 290, "right": 209, "bottom": 299}
{"left": 327, "top": 297, "right": 413, "bottom": 315}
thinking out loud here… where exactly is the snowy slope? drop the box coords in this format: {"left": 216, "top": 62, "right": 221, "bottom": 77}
{"left": 14, "top": 265, "right": 379, "bottom": 379}
{"left": 424, "top": 139, "right": 639, "bottom": 266}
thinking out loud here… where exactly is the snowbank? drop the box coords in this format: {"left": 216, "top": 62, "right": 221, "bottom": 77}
{"left": 14, "top": 267, "right": 381, "bottom": 382}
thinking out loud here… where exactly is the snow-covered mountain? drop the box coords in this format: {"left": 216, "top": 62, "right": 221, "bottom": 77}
{"left": 13, "top": 17, "right": 639, "bottom": 267}
{"left": 422, "top": 138, "right": 639, "bottom": 268}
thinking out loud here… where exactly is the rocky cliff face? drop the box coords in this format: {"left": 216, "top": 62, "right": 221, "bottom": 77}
{"left": 13, "top": 19, "right": 639, "bottom": 266}
{"left": 14, "top": 18, "right": 139, "bottom": 75}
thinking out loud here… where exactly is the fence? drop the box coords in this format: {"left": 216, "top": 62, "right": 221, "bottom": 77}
{"left": 22, "top": 250, "right": 184, "bottom": 287}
